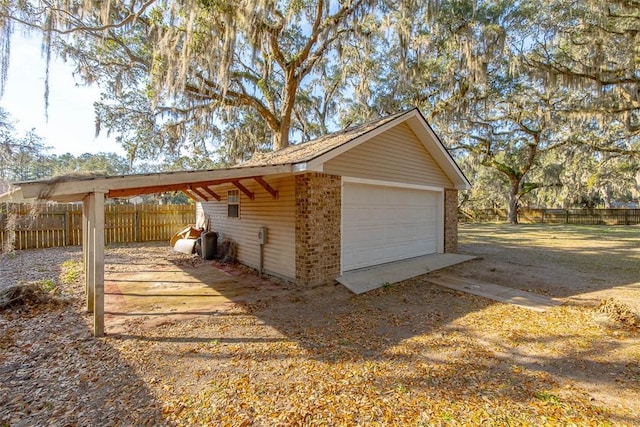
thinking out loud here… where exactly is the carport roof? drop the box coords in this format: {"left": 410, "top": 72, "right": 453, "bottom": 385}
{"left": 0, "top": 109, "right": 469, "bottom": 203}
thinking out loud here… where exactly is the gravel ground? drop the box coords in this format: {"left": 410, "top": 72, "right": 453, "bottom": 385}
{"left": 1, "top": 246, "right": 83, "bottom": 291}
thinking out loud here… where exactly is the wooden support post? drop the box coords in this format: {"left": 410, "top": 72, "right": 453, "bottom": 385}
{"left": 92, "top": 190, "right": 106, "bottom": 337}
{"left": 64, "top": 209, "right": 72, "bottom": 246}
{"left": 133, "top": 205, "right": 142, "bottom": 242}
{"left": 232, "top": 180, "right": 254, "bottom": 200}
{"left": 83, "top": 196, "right": 95, "bottom": 313}
{"left": 254, "top": 177, "right": 279, "bottom": 199}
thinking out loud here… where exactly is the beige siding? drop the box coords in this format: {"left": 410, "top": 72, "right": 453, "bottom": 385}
{"left": 199, "top": 175, "right": 296, "bottom": 281}
{"left": 323, "top": 123, "right": 454, "bottom": 187}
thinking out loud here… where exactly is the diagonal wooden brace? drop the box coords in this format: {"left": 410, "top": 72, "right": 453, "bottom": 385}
{"left": 232, "top": 180, "right": 254, "bottom": 200}
{"left": 254, "top": 177, "right": 279, "bottom": 199}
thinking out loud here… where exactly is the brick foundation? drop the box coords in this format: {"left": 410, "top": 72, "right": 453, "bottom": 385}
{"left": 295, "top": 173, "right": 341, "bottom": 286}
{"left": 444, "top": 188, "right": 459, "bottom": 253}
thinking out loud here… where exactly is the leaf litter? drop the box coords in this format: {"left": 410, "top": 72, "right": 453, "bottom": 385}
{"left": 1, "top": 238, "right": 639, "bottom": 426}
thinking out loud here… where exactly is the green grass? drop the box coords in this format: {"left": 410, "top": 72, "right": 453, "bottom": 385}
{"left": 39, "top": 279, "right": 57, "bottom": 293}
{"left": 60, "top": 259, "right": 83, "bottom": 285}
{"left": 535, "top": 391, "right": 562, "bottom": 406}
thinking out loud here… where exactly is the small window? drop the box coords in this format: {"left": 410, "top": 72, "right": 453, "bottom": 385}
{"left": 227, "top": 190, "right": 240, "bottom": 218}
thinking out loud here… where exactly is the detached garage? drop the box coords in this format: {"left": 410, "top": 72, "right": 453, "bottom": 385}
{"left": 2, "top": 108, "right": 470, "bottom": 335}
{"left": 198, "top": 108, "right": 471, "bottom": 286}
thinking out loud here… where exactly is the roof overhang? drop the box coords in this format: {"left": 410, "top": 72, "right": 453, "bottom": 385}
{"left": 4, "top": 164, "right": 294, "bottom": 203}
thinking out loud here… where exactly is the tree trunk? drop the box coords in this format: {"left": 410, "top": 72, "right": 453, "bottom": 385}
{"left": 601, "top": 185, "right": 612, "bottom": 209}
{"left": 507, "top": 179, "right": 519, "bottom": 224}
{"left": 273, "top": 111, "right": 291, "bottom": 151}
{"left": 272, "top": 131, "right": 289, "bottom": 151}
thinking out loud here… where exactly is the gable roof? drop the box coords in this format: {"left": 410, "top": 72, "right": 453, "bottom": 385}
{"left": 0, "top": 109, "right": 469, "bottom": 203}
{"left": 241, "top": 108, "right": 470, "bottom": 190}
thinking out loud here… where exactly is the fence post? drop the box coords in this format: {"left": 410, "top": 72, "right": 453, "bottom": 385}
{"left": 134, "top": 205, "right": 141, "bottom": 242}
{"left": 565, "top": 209, "right": 569, "bottom": 224}
{"left": 64, "top": 209, "right": 72, "bottom": 246}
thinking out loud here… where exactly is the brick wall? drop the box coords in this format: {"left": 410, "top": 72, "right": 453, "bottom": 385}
{"left": 295, "top": 173, "right": 341, "bottom": 286}
{"left": 444, "top": 188, "right": 459, "bottom": 253}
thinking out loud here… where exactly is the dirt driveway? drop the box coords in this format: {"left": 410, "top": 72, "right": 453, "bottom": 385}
{"left": 1, "top": 224, "right": 639, "bottom": 426}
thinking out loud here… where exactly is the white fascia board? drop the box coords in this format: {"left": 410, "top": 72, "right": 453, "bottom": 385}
{"left": 342, "top": 176, "right": 444, "bottom": 193}
{"left": 291, "top": 162, "right": 323, "bottom": 174}
{"left": 405, "top": 113, "right": 472, "bottom": 190}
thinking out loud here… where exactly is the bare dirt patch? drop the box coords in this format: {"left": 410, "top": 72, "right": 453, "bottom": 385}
{"left": 1, "top": 225, "right": 639, "bottom": 426}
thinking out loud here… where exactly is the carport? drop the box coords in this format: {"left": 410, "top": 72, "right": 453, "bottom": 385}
{"left": 2, "top": 165, "right": 291, "bottom": 336}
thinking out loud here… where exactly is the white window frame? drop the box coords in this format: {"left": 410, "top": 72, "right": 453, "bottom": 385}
{"left": 227, "top": 189, "right": 240, "bottom": 218}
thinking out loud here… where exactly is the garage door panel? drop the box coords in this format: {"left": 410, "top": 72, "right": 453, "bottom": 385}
{"left": 342, "top": 183, "right": 440, "bottom": 271}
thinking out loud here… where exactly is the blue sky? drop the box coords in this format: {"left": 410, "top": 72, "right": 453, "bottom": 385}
{"left": 0, "top": 33, "right": 124, "bottom": 156}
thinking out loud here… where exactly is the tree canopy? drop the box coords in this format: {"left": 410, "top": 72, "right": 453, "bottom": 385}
{"left": 0, "top": 0, "right": 638, "bottom": 219}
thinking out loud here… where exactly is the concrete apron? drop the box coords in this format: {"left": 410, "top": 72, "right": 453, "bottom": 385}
{"left": 337, "top": 253, "right": 562, "bottom": 312}
{"left": 337, "top": 253, "right": 476, "bottom": 294}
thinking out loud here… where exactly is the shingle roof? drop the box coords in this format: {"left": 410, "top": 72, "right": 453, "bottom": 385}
{"left": 237, "top": 110, "right": 410, "bottom": 167}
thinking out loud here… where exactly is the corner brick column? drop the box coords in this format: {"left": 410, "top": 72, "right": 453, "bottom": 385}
{"left": 295, "top": 173, "right": 341, "bottom": 286}
{"left": 444, "top": 188, "right": 459, "bottom": 253}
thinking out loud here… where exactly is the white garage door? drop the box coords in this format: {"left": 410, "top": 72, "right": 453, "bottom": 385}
{"left": 342, "top": 182, "right": 441, "bottom": 272}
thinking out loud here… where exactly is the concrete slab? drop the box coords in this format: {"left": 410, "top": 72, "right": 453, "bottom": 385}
{"left": 427, "top": 273, "right": 563, "bottom": 312}
{"left": 336, "top": 253, "right": 476, "bottom": 294}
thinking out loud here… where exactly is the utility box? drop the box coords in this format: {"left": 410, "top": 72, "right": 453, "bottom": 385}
{"left": 257, "top": 227, "right": 268, "bottom": 245}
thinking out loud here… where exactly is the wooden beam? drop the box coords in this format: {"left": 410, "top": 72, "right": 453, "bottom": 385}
{"left": 232, "top": 180, "right": 254, "bottom": 200}
{"left": 182, "top": 190, "right": 199, "bottom": 201}
{"left": 20, "top": 164, "right": 294, "bottom": 201}
{"left": 201, "top": 186, "right": 221, "bottom": 201}
{"left": 188, "top": 185, "right": 209, "bottom": 201}
{"left": 92, "top": 190, "right": 106, "bottom": 338}
{"left": 108, "top": 179, "right": 229, "bottom": 199}
{"left": 254, "top": 177, "right": 279, "bottom": 199}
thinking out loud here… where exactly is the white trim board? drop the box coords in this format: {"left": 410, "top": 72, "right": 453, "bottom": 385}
{"left": 341, "top": 176, "right": 445, "bottom": 193}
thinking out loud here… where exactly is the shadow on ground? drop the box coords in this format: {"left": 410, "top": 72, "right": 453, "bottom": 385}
{"left": 98, "top": 233, "right": 639, "bottom": 424}
{"left": 0, "top": 298, "right": 168, "bottom": 426}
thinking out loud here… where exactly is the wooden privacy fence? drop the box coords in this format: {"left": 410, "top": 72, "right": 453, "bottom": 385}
{"left": 461, "top": 207, "right": 640, "bottom": 225}
{"left": 0, "top": 203, "right": 196, "bottom": 251}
